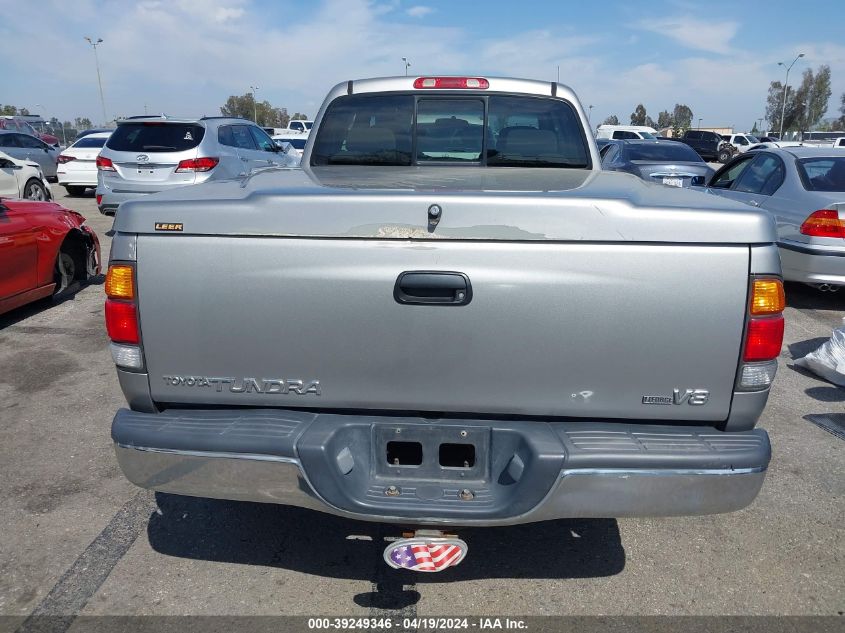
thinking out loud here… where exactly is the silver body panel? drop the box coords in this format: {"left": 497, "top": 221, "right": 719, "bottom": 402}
{"left": 136, "top": 235, "right": 750, "bottom": 421}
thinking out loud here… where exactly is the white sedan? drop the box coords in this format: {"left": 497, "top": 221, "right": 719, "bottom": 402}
{"left": 56, "top": 131, "right": 111, "bottom": 196}
{"left": 0, "top": 150, "right": 52, "bottom": 200}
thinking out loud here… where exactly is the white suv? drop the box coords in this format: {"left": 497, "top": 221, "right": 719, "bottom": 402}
{"left": 96, "top": 116, "right": 298, "bottom": 215}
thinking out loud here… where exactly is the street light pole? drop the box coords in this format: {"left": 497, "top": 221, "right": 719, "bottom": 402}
{"left": 84, "top": 37, "right": 107, "bottom": 125}
{"left": 250, "top": 85, "right": 259, "bottom": 123}
{"left": 402, "top": 57, "right": 411, "bottom": 76}
{"left": 698, "top": 118, "right": 702, "bottom": 130}
{"left": 587, "top": 105, "right": 593, "bottom": 127}
{"left": 777, "top": 53, "right": 804, "bottom": 140}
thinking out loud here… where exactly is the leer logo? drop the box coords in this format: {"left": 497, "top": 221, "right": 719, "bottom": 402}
{"left": 154, "top": 222, "right": 183, "bottom": 231}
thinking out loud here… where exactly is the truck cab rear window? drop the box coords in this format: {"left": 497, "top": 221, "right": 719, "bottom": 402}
{"left": 310, "top": 94, "right": 589, "bottom": 168}
{"left": 106, "top": 123, "right": 205, "bottom": 152}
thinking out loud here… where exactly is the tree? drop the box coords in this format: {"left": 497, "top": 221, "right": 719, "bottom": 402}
{"left": 602, "top": 115, "right": 619, "bottom": 125}
{"left": 630, "top": 104, "right": 647, "bottom": 126}
{"left": 805, "top": 65, "right": 831, "bottom": 131}
{"left": 0, "top": 104, "right": 18, "bottom": 115}
{"left": 838, "top": 92, "right": 845, "bottom": 129}
{"left": 220, "top": 93, "right": 293, "bottom": 127}
{"left": 291, "top": 112, "right": 309, "bottom": 121}
{"left": 74, "top": 117, "right": 93, "bottom": 130}
{"left": 765, "top": 80, "right": 786, "bottom": 134}
{"left": 277, "top": 107, "right": 290, "bottom": 129}
{"left": 672, "top": 104, "right": 693, "bottom": 130}
{"left": 765, "top": 65, "right": 833, "bottom": 137}
{"left": 657, "top": 110, "right": 673, "bottom": 129}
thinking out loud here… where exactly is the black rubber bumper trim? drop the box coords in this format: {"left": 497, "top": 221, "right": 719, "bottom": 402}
{"left": 113, "top": 409, "right": 771, "bottom": 471}
{"left": 778, "top": 241, "right": 845, "bottom": 257}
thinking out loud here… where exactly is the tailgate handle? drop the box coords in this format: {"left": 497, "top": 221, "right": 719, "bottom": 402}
{"left": 394, "top": 271, "right": 472, "bottom": 306}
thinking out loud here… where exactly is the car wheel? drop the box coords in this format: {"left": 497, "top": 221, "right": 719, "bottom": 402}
{"left": 718, "top": 148, "right": 733, "bottom": 163}
{"left": 65, "top": 185, "right": 86, "bottom": 196}
{"left": 24, "top": 179, "right": 48, "bottom": 201}
{"left": 53, "top": 250, "right": 77, "bottom": 297}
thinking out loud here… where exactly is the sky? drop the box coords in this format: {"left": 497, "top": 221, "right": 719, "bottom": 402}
{"left": 2, "top": 0, "right": 845, "bottom": 132}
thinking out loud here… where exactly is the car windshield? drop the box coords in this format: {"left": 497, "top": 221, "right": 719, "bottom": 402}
{"left": 625, "top": 143, "right": 702, "bottom": 162}
{"left": 310, "top": 94, "right": 589, "bottom": 168}
{"left": 106, "top": 123, "right": 205, "bottom": 152}
{"left": 798, "top": 157, "right": 845, "bottom": 192}
{"left": 746, "top": 135, "right": 760, "bottom": 143}
{"left": 639, "top": 132, "right": 656, "bottom": 139}
{"left": 71, "top": 136, "right": 108, "bottom": 148}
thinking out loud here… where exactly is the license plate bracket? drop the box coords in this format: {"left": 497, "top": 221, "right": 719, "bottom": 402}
{"left": 373, "top": 423, "right": 490, "bottom": 481}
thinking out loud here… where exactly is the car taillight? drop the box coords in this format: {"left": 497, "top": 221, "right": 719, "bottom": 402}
{"left": 96, "top": 194, "right": 103, "bottom": 205}
{"left": 175, "top": 157, "right": 219, "bottom": 172}
{"left": 744, "top": 316, "right": 785, "bottom": 362}
{"left": 737, "top": 278, "right": 785, "bottom": 390}
{"left": 96, "top": 156, "right": 115, "bottom": 171}
{"left": 800, "top": 209, "right": 845, "bottom": 238}
{"left": 105, "top": 300, "right": 139, "bottom": 344}
{"left": 57, "top": 155, "right": 76, "bottom": 164}
{"left": 413, "top": 77, "right": 490, "bottom": 89}
{"left": 105, "top": 264, "right": 143, "bottom": 368}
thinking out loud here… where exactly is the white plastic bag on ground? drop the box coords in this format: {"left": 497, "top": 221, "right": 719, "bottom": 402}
{"left": 795, "top": 318, "right": 845, "bottom": 387}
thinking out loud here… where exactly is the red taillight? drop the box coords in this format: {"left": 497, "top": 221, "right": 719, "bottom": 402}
{"left": 105, "top": 299, "right": 139, "bottom": 344}
{"left": 800, "top": 209, "right": 845, "bottom": 238}
{"left": 57, "top": 154, "right": 76, "bottom": 164}
{"left": 96, "top": 156, "right": 115, "bottom": 171}
{"left": 175, "top": 157, "right": 219, "bottom": 173}
{"left": 743, "top": 316, "right": 784, "bottom": 362}
{"left": 96, "top": 194, "right": 103, "bottom": 205}
{"left": 413, "top": 77, "right": 490, "bottom": 89}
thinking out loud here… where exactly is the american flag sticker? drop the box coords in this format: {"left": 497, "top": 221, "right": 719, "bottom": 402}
{"left": 383, "top": 537, "right": 468, "bottom": 572}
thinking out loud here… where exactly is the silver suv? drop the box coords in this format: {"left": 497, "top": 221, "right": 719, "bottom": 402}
{"left": 96, "top": 116, "right": 298, "bottom": 214}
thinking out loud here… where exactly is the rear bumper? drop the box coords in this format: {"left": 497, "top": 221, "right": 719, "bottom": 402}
{"left": 779, "top": 241, "right": 845, "bottom": 286}
{"left": 113, "top": 408, "right": 770, "bottom": 526}
{"left": 57, "top": 170, "right": 97, "bottom": 187}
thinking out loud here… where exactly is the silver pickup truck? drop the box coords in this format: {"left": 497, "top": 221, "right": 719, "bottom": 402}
{"left": 106, "top": 76, "right": 785, "bottom": 571}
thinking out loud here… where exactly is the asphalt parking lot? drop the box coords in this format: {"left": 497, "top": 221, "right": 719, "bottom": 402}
{"left": 0, "top": 187, "right": 843, "bottom": 623}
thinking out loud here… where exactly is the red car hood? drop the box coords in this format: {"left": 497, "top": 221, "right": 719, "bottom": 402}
{"left": 39, "top": 132, "right": 59, "bottom": 146}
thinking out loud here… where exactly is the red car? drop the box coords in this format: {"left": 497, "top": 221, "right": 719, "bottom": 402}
{"left": 0, "top": 198, "right": 100, "bottom": 315}
{"left": 0, "top": 117, "right": 60, "bottom": 147}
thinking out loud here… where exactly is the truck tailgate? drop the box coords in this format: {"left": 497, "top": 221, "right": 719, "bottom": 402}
{"left": 137, "top": 236, "right": 748, "bottom": 421}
